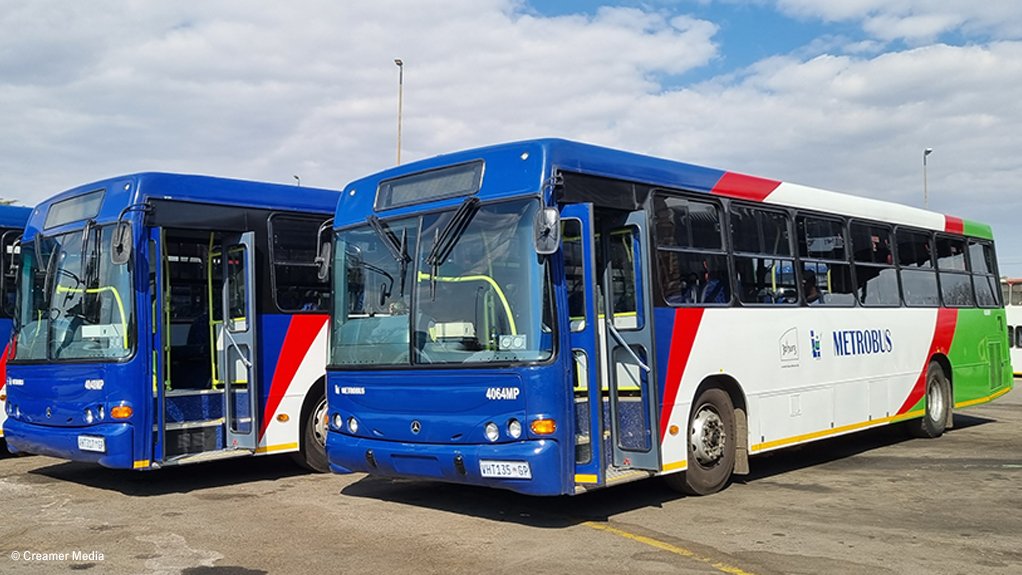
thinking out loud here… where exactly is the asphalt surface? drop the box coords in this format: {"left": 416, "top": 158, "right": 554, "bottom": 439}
{"left": 1, "top": 385, "right": 1020, "bottom": 575}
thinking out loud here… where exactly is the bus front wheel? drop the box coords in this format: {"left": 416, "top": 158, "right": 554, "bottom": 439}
{"left": 292, "top": 390, "right": 330, "bottom": 473}
{"left": 907, "top": 361, "right": 951, "bottom": 439}
{"left": 667, "top": 387, "right": 736, "bottom": 496}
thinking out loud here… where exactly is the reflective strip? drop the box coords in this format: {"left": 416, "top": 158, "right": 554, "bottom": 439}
{"left": 574, "top": 474, "right": 598, "bottom": 484}
{"left": 133, "top": 460, "right": 150, "bottom": 469}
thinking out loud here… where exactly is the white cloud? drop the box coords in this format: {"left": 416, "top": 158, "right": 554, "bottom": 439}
{"left": 775, "top": 1, "right": 1022, "bottom": 43}
{"left": 2, "top": 1, "right": 1022, "bottom": 274}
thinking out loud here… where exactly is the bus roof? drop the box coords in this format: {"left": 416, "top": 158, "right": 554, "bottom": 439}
{"left": 0, "top": 204, "right": 33, "bottom": 229}
{"left": 26, "top": 172, "right": 339, "bottom": 237}
{"left": 336, "top": 138, "right": 991, "bottom": 239}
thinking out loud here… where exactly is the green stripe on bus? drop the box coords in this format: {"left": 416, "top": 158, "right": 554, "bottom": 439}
{"left": 963, "top": 219, "right": 993, "bottom": 240}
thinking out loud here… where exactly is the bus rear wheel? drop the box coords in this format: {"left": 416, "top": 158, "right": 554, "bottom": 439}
{"left": 666, "top": 387, "right": 736, "bottom": 496}
{"left": 291, "top": 391, "right": 329, "bottom": 473}
{"left": 908, "top": 361, "right": 951, "bottom": 439}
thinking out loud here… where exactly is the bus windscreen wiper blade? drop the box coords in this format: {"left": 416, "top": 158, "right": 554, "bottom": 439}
{"left": 424, "top": 197, "right": 480, "bottom": 298}
{"left": 366, "top": 215, "right": 410, "bottom": 295}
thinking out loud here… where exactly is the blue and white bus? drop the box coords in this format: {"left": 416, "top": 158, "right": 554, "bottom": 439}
{"left": 0, "top": 204, "right": 34, "bottom": 447}
{"left": 4, "top": 174, "right": 337, "bottom": 471}
{"left": 322, "top": 139, "right": 1010, "bottom": 496}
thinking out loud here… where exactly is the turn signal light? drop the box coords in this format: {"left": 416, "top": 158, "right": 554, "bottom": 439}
{"left": 530, "top": 418, "right": 556, "bottom": 435}
{"left": 0, "top": 393, "right": 6, "bottom": 401}
{"left": 110, "top": 405, "right": 133, "bottom": 419}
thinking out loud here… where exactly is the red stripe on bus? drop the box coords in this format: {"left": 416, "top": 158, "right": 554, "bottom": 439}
{"left": 258, "top": 314, "right": 328, "bottom": 440}
{"left": 0, "top": 343, "right": 8, "bottom": 391}
{"left": 944, "top": 215, "right": 964, "bottom": 235}
{"left": 659, "top": 308, "right": 705, "bottom": 439}
{"left": 710, "top": 172, "right": 782, "bottom": 202}
{"left": 896, "top": 308, "right": 958, "bottom": 415}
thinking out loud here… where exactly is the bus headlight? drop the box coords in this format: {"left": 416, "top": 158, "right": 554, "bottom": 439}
{"left": 507, "top": 419, "right": 522, "bottom": 439}
{"left": 347, "top": 417, "right": 359, "bottom": 434}
{"left": 484, "top": 422, "right": 499, "bottom": 442}
{"left": 332, "top": 413, "right": 344, "bottom": 430}
{"left": 97, "top": 406, "right": 105, "bottom": 420}
{"left": 84, "top": 409, "right": 94, "bottom": 424}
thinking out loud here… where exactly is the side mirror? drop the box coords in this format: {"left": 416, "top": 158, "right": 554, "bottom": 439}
{"left": 315, "top": 241, "right": 332, "bottom": 281}
{"left": 534, "top": 207, "right": 560, "bottom": 255}
{"left": 111, "top": 220, "right": 132, "bottom": 265}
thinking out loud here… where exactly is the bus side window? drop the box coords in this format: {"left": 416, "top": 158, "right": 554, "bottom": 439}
{"left": 269, "top": 215, "right": 331, "bottom": 312}
{"left": 652, "top": 194, "right": 730, "bottom": 307}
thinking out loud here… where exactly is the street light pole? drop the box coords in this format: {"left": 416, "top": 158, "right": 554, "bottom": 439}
{"left": 923, "top": 147, "right": 933, "bottom": 208}
{"left": 395, "top": 58, "right": 404, "bottom": 165}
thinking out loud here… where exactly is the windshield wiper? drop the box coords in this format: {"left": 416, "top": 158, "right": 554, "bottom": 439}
{"left": 423, "top": 197, "right": 480, "bottom": 299}
{"left": 366, "top": 215, "right": 411, "bottom": 296}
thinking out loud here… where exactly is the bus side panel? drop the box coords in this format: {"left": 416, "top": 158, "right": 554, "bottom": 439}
{"left": 255, "top": 314, "right": 329, "bottom": 454}
{"left": 654, "top": 307, "right": 951, "bottom": 466}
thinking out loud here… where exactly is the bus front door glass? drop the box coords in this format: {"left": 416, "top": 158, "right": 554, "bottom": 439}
{"left": 221, "top": 232, "right": 257, "bottom": 450}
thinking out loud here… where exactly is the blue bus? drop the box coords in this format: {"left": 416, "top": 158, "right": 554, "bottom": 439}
{"left": 0, "top": 204, "right": 34, "bottom": 447}
{"left": 4, "top": 174, "right": 338, "bottom": 471}
{"left": 322, "top": 139, "right": 1010, "bottom": 496}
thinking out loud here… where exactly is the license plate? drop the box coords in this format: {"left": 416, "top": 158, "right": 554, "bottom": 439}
{"left": 479, "top": 460, "right": 531, "bottom": 479}
{"left": 77, "top": 435, "right": 106, "bottom": 453}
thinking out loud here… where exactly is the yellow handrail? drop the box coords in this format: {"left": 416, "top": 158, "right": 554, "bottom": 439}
{"left": 417, "top": 271, "right": 518, "bottom": 335}
{"left": 53, "top": 285, "right": 129, "bottom": 349}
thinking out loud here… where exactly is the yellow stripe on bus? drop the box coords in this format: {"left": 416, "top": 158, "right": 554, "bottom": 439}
{"left": 662, "top": 460, "right": 687, "bottom": 472}
{"left": 955, "top": 386, "right": 1012, "bottom": 409}
{"left": 574, "top": 474, "right": 598, "bottom": 484}
{"left": 751, "top": 411, "right": 923, "bottom": 453}
{"left": 254, "top": 442, "right": 299, "bottom": 454}
{"left": 133, "top": 460, "right": 150, "bottom": 469}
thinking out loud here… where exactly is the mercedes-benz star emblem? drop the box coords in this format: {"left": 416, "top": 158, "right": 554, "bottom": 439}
{"left": 410, "top": 420, "right": 421, "bottom": 434}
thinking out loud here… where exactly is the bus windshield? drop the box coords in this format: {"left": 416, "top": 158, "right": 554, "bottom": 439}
{"left": 332, "top": 198, "right": 553, "bottom": 367}
{"left": 14, "top": 225, "right": 134, "bottom": 361}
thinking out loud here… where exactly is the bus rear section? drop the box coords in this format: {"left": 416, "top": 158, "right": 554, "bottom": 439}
{"left": 3, "top": 174, "right": 336, "bottom": 471}
{"left": 0, "top": 204, "right": 33, "bottom": 448}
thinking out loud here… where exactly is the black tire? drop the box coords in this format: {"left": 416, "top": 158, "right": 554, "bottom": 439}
{"left": 291, "top": 390, "right": 329, "bottom": 473}
{"left": 666, "top": 387, "right": 736, "bottom": 495}
{"left": 907, "top": 361, "right": 951, "bottom": 438}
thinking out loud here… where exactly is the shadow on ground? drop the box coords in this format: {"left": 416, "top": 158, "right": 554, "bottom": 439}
{"left": 339, "top": 413, "right": 996, "bottom": 527}
{"left": 28, "top": 453, "right": 314, "bottom": 496}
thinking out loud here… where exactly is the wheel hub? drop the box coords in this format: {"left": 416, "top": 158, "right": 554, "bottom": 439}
{"left": 691, "top": 406, "right": 726, "bottom": 466}
{"left": 927, "top": 380, "right": 944, "bottom": 423}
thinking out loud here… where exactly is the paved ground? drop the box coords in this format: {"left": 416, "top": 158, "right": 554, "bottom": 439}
{"left": 1, "top": 385, "right": 1020, "bottom": 575}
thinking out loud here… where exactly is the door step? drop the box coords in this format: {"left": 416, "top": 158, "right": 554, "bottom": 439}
{"left": 163, "top": 449, "right": 254, "bottom": 466}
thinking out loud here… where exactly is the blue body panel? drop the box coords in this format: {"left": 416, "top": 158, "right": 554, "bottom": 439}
{"left": 4, "top": 174, "right": 337, "bottom": 468}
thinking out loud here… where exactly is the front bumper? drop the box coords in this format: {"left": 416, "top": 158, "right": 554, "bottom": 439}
{"left": 326, "top": 431, "right": 565, "bottom": 496}
{"left": 4, "top": 419, "right": 136, "bottom": 469}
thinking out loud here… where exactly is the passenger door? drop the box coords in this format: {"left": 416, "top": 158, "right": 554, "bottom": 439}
{"left": 562, "top": 204, "right": 604, "bottom": 487}
{"left": 219, "top": 232, "right": 258, "bottom": 450}
{"left": 601, "top": 211, "right": 660, "bottom": 471}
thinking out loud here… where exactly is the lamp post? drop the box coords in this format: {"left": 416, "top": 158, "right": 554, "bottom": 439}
{"left": 395, "top": 58, "right": 404, "bottom": 165}
{"left": 923, "top": 147, "right": 933, "bottom": 208}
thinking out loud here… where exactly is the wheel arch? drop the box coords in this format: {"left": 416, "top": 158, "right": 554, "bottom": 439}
{"left": 691, "top": 374, "right": 750, "bottom": 475}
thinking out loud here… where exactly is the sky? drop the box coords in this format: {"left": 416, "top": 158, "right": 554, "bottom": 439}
{"left": 2, "top": 1, "right": 1021, "bottom": 273}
